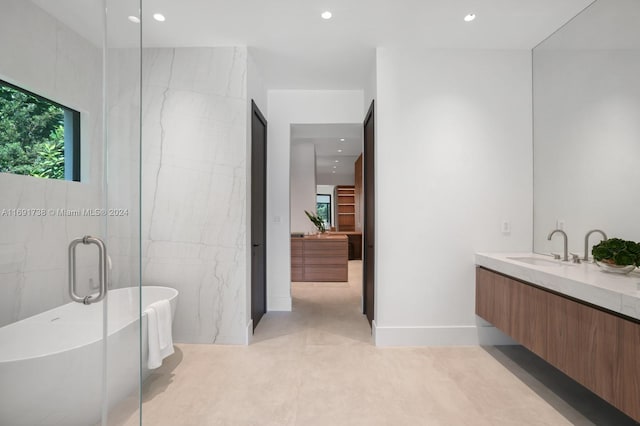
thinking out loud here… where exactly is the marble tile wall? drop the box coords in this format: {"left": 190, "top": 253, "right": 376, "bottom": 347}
{"left": 0, "top": 0, "right": 104, "bottom": 327}
{"left": 106, "top": 47, "right": 143, "bottom": 291}
{"left": 138, "top": 48, "right": 249, "bottom": 344}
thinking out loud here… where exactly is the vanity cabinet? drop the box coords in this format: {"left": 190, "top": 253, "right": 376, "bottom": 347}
{"left": 476, "top": 268, "right": 548, "bottom": 358}
{"left": 476, "top": 267, "right": 640, "bottom": 422}
{"left": 619, "top": 320, "right": 640, "bottom": 421}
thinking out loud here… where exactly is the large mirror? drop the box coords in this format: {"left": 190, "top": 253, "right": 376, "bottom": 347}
{"left": 533, "top": 0, "right": 640, "bottom": 256}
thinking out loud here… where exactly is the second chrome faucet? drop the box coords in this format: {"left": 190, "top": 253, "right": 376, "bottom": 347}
{"left": 584, "top": 229, "right": 607, "bottom": 262}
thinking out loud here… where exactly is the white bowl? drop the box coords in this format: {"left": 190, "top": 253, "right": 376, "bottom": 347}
{"left": 595, "top": 260, "right": 636, "bottom": 274}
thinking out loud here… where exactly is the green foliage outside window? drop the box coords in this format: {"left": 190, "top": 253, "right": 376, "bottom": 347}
{"left": 0, "top": 83, "right": 65, "bottom": 180}
{"left": 316, "top": 202, "right": 330, "bottom": 225}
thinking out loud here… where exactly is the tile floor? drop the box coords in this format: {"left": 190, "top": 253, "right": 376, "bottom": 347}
{"left": 111, "top": 261, "right": 637, "bottom": 425}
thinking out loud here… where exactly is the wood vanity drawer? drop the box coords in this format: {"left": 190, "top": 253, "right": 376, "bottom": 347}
{"left": 619, "top": 320, "right": 640, "bottom": 421}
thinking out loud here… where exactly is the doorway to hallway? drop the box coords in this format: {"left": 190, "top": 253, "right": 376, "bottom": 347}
{"left": 288, "top": 122, "right": 369, "bottom": 329}
{"left": 255, "top": 260, "right": 371, "bottom": 345}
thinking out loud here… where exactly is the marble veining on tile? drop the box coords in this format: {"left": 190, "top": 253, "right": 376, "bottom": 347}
{"left": 139, "top": 47, "right": 249, "bottom": 344}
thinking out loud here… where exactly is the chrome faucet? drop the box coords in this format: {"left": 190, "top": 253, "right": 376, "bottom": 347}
{"left": 584, "top": 229, "right": 607, "bottom": 262}
{"left": 548, "top": 229, "right": 568, "bottom": 261}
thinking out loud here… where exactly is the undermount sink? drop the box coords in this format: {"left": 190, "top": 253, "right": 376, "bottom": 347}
{"left": 507, "top": 256, "right": 564, "bottom": 267}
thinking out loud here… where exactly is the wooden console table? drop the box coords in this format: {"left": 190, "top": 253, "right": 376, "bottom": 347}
{"left": 291, "top": 234, "right": 348, "bottom": 282}
{"left": 328, "top": 231, "right": 362, "bottom": 260}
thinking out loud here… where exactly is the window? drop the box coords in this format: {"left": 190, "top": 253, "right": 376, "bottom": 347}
{"left": 316, "top": 194, "right": 331, "bottom": 226}
{"left": 0, "top": 80, "right": 80, "bottom": 181}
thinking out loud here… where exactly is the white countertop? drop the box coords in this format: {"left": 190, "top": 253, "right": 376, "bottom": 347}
{"left": 475, "top": 252, "right": 640, "bottom": 321}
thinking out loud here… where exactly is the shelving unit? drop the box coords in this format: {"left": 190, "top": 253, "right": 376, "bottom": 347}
{"left": 336, "top": 185, "right": 355, "bottom": 231}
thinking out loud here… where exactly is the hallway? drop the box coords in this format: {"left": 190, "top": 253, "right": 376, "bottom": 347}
{"left": 254, "top": 260, "right": 372, "bottom": 347}
{"left": 114, "top": 261, "right": 636, "bottom": 425}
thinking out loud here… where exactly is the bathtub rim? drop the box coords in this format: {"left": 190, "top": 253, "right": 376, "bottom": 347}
{"left": 0, "top": 285, "right": 178, "bottom": 364}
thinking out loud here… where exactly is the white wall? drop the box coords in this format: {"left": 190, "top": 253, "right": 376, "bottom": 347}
{"left": 0, "top": 1, "right": 104, "bottom": 327}
{"left": 290, "top": 143, "right": 317, "bottom": 233}
{"left": 374, "top": 48, "right": 533, "bottom": 346}
{"left": 533, "top": 50, "right": 640, "bottom": 254}
{"left": 316, "top": 171, "right": 355, "bottom": 186}
{"left": 267, "top": 90, "right": 364, "bottom": 311}
{"left": 248, "top": 49, "right": 268, "bottom": 117}
{"left": 364, "top": 56, "right": 377, "bottom": 116}
{"left": 139, "top": 47, "right": 250, "bottom": 344}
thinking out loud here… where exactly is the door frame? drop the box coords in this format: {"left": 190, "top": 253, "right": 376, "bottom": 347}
{"left": 250, "top": 100, "right": 267, "bottom": 330}
{"left": 363, "top": 100, "right": 375, "bottom": 326}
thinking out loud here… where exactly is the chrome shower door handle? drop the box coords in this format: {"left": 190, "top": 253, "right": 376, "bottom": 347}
{"left": 68, "top": 236, "right": 108, "bottom": 305}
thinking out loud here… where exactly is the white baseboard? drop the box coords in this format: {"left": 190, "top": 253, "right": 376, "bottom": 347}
{"left": 373, "top": 324, "right": 516, "bottom": 347}
{"left": 245, "top": 319, "right": 253, "bottom": 345}
{"left": 268, "top": 296, "right": 292, "bottom": 311}
{"left": 372, "top": 320, "right": 378, "bottom": 346}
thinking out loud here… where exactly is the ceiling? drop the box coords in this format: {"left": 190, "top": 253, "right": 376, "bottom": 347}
{"left": 32, "top": 0, "right": 595, "bottom": 90}
{"left": 291, "top": 124, "right": 362, "bottom": 184}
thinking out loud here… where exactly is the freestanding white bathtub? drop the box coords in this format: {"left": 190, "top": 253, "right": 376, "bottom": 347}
{"left": 0, "top": 286, "right": 178, "bottom": 426}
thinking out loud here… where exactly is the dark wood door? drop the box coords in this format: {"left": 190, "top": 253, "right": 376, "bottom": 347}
{"left": 363, "top": 101, "right": 375, "bottom": 326}
{"left": 251, "top": 100, "right": 267, "bottom": 330}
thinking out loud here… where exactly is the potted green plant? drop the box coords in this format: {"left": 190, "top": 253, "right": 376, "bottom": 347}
{"left": 592, "top": 238, "right": 640, "bottom": 274}
{"left": 304, "top": 210, "right": 326, "bottom": 234}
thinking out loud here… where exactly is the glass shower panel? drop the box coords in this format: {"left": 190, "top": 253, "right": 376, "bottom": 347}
{"left": 104, "top": 0, "right": 143, "bottom": 423}
{"left": 0, "top": 0, "right": 142, "bottom": 425}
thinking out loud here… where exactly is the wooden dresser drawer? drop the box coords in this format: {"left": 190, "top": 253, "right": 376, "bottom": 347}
{"left": 290, "top": 236, "right": 349, "bottom": 282}
{"left": 291, "top": 266, "right": 304, "bottom": 282}
{"left": 291, "top": 239, "right": 303, "bottom": 256}
{"left": 304, "top": 267, "right": 348, "bottom": 282}
{"left": 305, "top": 242, "right": 347, "bottom": 255}
{"left": 304, "top": 256, "right": 344, "bottom": 265}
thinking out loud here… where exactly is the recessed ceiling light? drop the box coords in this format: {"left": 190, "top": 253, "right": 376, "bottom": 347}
{"left": 335, "top": 160, "right": 340, "bottom": 163}
{"left": 128, "top": 15, "right": 140, "bottom": 24}
{"left": 464, "top": 13, "right": 476, "bottom": 22}
{"left": 153, "top": 13, "right": 166, "bottom": 22}
{"left": 321, "top": 11, "right": 332, "bottom": 20}
{"left": 332, "top": 171, "right": 336, "bottom": 174}
{"left": 339, "top": 138, "right": 345, "bottom": 142}
{"left": 338, "top": 149, "right": 343, "bottom": 153}
{"left": 333, "top": 166, "right": 337, "bottom": 169}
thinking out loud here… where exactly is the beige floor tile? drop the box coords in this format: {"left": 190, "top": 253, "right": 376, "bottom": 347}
{"left": 108, "top": 260, "right": 637, "bottom": 426}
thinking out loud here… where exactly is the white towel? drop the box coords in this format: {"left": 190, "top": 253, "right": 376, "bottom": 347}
{"left": 145, "top": 300, "right": 174, "bottom": 369}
